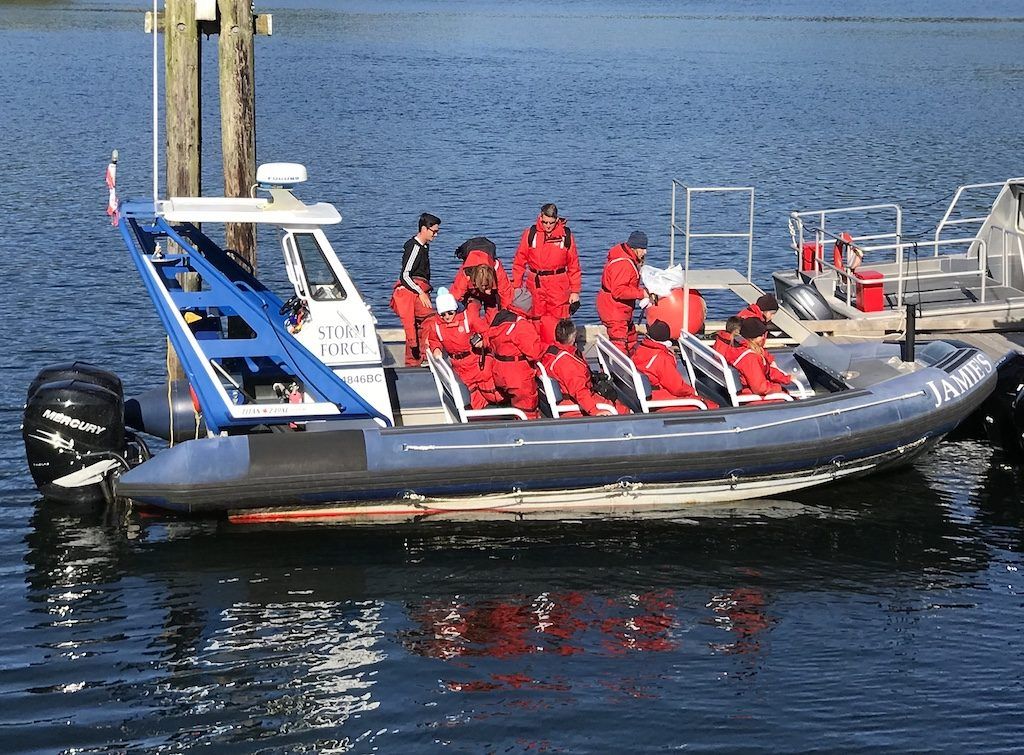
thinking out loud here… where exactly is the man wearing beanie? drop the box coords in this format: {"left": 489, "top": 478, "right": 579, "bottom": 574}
{"left": 487, "top": 287, "right": 543, "bottom": 419}
{"left": 597, "top": 230, "right": 656, "bottom": 354}
{"left": 542, "top": 319, "right": 630, "bottom": 417}
{"left": 736, "top": 293, "right": 779, "bottom": 325}
{"left": 428, "top": 287, "right": 502, "bottom": 410}
{"left": 632, "top": 320, "right": 718, "bottom": 411}
{"left": 731, "top": 317, "right": 794, "bottom": 400}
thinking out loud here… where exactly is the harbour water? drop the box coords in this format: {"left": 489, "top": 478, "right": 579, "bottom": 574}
{"left": 1, "top": 0, "right": 1023, "bottom": 750}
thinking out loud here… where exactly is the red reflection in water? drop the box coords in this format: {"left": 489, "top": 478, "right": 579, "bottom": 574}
{"left": 402, "top": 589, "right": 679, "bottom": 664}
{"left": 706, "top": 587, "right": 774, "bottom": 655}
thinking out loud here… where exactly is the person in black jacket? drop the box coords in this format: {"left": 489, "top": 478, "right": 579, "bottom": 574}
{"left": 390, "top": 212, "right": 440, "bottom": 365}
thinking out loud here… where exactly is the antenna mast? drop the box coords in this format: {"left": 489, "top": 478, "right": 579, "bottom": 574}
{"left": 151, "top": 0, "right": 159, "bottom": 209}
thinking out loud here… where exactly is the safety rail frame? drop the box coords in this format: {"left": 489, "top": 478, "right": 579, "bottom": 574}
{"left": 933, "top": 180, "right": 1020, "bottom": 245}
{"left": 669, "top": 182, "right": 754, "bottom": 335}
{"left": 788, "top": 203, "right": 903, "bottom": 274}
{"left": 820, "top": 235, "right": 990, "bottom": 310}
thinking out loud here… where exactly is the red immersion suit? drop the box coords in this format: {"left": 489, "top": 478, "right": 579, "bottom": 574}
{"left": 596, "top": 243, "right": 645, "bottom": 354}
{"left": 449, "top": 248, "right": 514, "bottom": 327}
{"left": 712, "top": 330, "right": 743, "bottom": 363}
{"left": 632, "top": 338, "right": 717, "bottom": 411}
{"left": 488, "top": 309, "right": 543, "bottom": 419}
{"left": 512, "top": 217, "right": 581, "bottom": 344}
{"left": 428, "top": 312, "right": 502, "bottom": 410}
{"left": 731, "top": 344, "right": 792, "bottom": 400}
{"left": 541, "top": 343, "right": 628, "bottom": 417}
{"left": 390, "top": 277, "right": 433, "bottom": 366}
{"left": 737, "top": 303, "right": 770, "bottom": 323}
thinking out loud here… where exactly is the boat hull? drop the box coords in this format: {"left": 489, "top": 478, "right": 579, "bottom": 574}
{"left": 114, "top": 351, "right": 993, "bottom": 520}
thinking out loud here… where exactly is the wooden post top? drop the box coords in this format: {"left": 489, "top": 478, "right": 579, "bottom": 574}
{"left": 144, "top": 11, "right": 272, "bottom": 36}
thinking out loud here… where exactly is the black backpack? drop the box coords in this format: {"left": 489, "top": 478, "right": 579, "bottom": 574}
{"left": 454, "top": 236, "right": 497, "bottom": 262}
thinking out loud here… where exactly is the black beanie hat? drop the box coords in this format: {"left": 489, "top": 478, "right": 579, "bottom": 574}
{"left": 740, "top": 317, "right": 769, "bottom": 339}
{"left": 647, "top": 319, "right": 671, "bottom": 342}
{"left": 756, "top": 294, "right": 779, "bottom": 312}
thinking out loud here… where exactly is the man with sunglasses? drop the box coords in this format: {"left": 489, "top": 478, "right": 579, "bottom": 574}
{"left": 390, "top": 212, "right": 440, "bottom": 366}
{"left": 511, "top": 203, "right": 581, "bottom": 346}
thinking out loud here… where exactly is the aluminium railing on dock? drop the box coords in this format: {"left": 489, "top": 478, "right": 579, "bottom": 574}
{"left": 787, "top": 196, "right": 1008, "bottom": 312}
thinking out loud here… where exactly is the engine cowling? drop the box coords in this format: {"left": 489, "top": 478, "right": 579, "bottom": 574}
{"left": 22, "top": 365, "right": 127, "bottom": 504}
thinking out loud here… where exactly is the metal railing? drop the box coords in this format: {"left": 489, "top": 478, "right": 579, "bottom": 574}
{"left": 788, "top": 203, "right": 903, "bottom": 274}
{"left": 669, "top": 182, "right": 755, "bottom": 329}
{"left": 933, "top": 181, "right": 1013, "bottom": 245}
{"left": 814, "top": 235, "right": 990, "bottom": 310}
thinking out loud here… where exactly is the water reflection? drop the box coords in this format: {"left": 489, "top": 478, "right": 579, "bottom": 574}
{"left": 12, "top": 456, "right": 1013, "bottom": 750}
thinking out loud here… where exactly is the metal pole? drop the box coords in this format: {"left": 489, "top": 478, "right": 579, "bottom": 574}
{"left": 669, "top": 181, "right": 676, "bottom": 267}
{"left": 902, "top": 303, "right": 916, "bottom": 363}
{"left": 747, "top": 189, "right": 754, "bottom": 282}
{"left": 683, "top": 188, "right": 692, "bottom": 333}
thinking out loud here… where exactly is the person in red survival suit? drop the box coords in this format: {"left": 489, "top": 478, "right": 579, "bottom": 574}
{"left": 390, "top": 212, "right": 440, "bottom": 366}
{"left": 713, "top": 316, "right": 744, "bottom": 362}
{"left": 736, "top": 293, "right": 779, "bottom": 325}
{"left": 452, "top": 265, "right": 505, "bottom": 330}
{"left": 488, "top": 287, "right": 543, "bottom": 419}
{"left": 450, "top": 236, "right": 514, "bottom": 322}
{"left": 731, "top": 318, "right": 795, "bottom": 401}
{"left": 428, "top": 287, "right": 503, "bottom": 410}
{"left": 512, "top": 203, "right": 581, "bottom": 345}
{"left": 632, "top": 320, "right": 718, "bottom": 411}
{"left": 542, "top": 319, "right": 630, "bottom": 417}
{"left": 596, "top": 230, "right": 656, "bottom": 354}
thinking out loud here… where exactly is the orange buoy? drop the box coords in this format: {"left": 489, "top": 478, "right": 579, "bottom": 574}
{"left": 646, "top": 287, "right": 705, "bottom": 338}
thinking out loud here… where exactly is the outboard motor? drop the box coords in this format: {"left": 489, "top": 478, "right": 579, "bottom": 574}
{"left": 995, "top": 354, "right": 1024, "bottom": 455}
{"left": 23, "top": 363, "right": 129, "bottom": 504}
{"left": 779, "top": 284, "right": 833, "bottom": 321}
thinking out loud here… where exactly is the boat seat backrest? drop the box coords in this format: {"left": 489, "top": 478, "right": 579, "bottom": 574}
{"left": 677, "top": 332, "right": 796, "bottom": 406}
{"left": 594, "top": 335, "right": 645, "bottom": 412}
{"left": 425, "top": 350, "right": 529, "bottom": 423}
{"left": 594, "top": 335, "right": 707, "bottom": 413}
{"left": 536, "top": 362, "right": 581, "bottom": 418}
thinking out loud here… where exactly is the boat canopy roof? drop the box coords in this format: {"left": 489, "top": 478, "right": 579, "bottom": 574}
{"left": 157, "top": 196, "right": 341, "bottom": 226}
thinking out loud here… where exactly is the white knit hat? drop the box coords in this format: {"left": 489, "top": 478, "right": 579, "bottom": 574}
{"left": 435, "top": 286, "right": 458, "bottom": 314}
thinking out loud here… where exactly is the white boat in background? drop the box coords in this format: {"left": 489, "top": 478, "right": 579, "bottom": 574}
{"left": 766, "top": 178, "right": 1024, "bottom": 336}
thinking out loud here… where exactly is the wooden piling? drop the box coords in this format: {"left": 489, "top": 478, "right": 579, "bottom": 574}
{"left": 163, "top": 0, "right": 202, "bottom": 199}
{"left": 148, "top": 0, "right": 270, "bottom": 381}
{"left": 218, "top": 0, "right": 257, "bottom": 272}
{"left": 163, "top": 0, "right": 202, "bottom": 382}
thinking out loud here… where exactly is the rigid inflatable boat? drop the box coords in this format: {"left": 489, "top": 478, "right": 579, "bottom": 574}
{"left": 21, "top": 165, "right": 1000, "bottom": 523}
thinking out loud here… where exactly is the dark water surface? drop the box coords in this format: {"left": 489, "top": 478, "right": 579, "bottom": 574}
{"left": 2, "top": 0, "right": 1024, "bottom": 751}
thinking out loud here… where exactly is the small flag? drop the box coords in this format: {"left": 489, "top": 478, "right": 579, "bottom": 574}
{"left": 105, "top": 157, "right": 119, "bottom": 226}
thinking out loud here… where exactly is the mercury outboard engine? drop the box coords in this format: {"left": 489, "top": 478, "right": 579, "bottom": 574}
{"left": 22, "top": 362, "right": 130, "bottom": 504}
{"left": 779, "top": 284, "right": 833, "bottom": 321}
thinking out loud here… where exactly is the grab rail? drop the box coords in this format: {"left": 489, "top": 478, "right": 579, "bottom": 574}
{"left": 788, "top": 203, "right": 903, "bottom": 273}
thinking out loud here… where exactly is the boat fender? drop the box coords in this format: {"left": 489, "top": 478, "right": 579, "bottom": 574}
{"left": 779, "top": 284, "right": 833, "bottom": 321}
